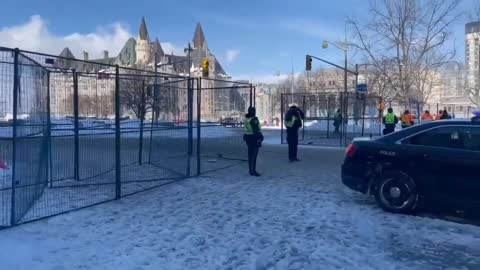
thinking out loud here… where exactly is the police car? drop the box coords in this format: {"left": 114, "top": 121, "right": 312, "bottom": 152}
{"left": 341, "top": 115, "right": 480, "bottom": 214}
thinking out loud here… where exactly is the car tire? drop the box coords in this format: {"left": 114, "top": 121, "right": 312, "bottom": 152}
{"left": 374, "top": 171, "right": 418, "bottom": 214}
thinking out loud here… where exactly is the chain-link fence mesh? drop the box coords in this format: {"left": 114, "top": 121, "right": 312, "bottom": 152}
{"left": 281, "top": 92, "right": 383, "bottom": 147}
{"left": 0, "top": 49, "right": 14, "bottom": 227}
{"left": 0, "top": 47, "right": 253, "bottom": 227}
{"left": 194, "top": 78, "right": 252, "bottom": 174}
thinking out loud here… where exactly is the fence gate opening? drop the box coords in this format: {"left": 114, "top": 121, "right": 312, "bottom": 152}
{"left": 194, "top": 78, "right": 253, "bottom": 174}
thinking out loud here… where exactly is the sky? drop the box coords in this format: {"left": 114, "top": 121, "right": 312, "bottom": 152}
{"left": 0, "top": 0, "right": 476, "bottom": 83}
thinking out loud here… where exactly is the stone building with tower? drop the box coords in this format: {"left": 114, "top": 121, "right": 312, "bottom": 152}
{"left": 49, "top": 17, "right": 236, "bottom": 121}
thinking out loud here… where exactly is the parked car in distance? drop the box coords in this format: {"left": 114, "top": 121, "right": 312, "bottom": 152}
{"left": 221, "top": 117, "right": 242, "bottom": 127}
{"left": 342, "top": 118, "right": 480, "bottom": 215}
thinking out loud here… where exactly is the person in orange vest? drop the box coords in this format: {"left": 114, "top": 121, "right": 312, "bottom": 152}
{"left": 421, "top": 110, "right": 434, "bottom": 122}
{"left": 400, "top": 110, "right": 414, "bottom": 129}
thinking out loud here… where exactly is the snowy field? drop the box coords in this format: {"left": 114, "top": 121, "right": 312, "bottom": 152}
{"left": 1, "top": 145, "right": 479, "bottom": 270}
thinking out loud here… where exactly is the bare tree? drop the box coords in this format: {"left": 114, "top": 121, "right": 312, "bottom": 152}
{"left": 120, "top": 74, "right": 152, "bottom": 120}
{"left": 364, "top": 58, "right": 398, "bottom": 103}
{"left": 152, "top": 83, "right": 180, "bottom": 122}
{"left": 349, "top": 0, "right": 461, "bottom": 106}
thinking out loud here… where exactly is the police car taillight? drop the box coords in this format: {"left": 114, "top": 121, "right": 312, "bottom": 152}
{"left": 345, "top": 144, "right": 357, "bottom": 158}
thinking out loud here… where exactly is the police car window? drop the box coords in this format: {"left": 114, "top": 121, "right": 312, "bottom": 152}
{"left": 463, "top": 127, "right": 480, "bottom": 151}
{"left": 407, "top": 127, "right": 467, "bottom": 150}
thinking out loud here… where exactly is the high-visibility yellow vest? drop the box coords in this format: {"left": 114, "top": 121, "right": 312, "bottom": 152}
{"left": 385, "top": 113, "right": 396, "bottom": 124}
{"left": 244, "top": 118, "right": 253, "bottom": 135}
{"left": 285, "top": 116, "right": 298, "bottom": 128}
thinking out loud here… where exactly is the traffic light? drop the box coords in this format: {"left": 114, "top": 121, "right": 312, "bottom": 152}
{"left": 202, "top": 58, "right": 209, "bottom": 78}
{"left": 306, "top": 55, "right": 312, "bottom": 71}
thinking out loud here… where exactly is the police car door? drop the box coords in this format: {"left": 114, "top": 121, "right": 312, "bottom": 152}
{"left": 403, "top": 126, "right": 480, "bottom": 207}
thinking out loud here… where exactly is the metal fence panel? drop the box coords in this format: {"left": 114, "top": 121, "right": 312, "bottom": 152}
{"left": 0, "top": 47, "right": 253, "bottom": 227}
{"left": 281, "top": 92, "right": 383, "bottom": 147}
{"left": 49, "top": 70, "right": 75, "bottom": 184}
{"left": 13, "top": 52, "right": 49, "bottom": 223}
{"left": 118, "top": 70, "right": 189, "bottom": 197}
{"left": 196, "top": 78, "right": 251, "bottom": 174}
{"left": 0, "top": 49, "right": 14, "bottom": 227}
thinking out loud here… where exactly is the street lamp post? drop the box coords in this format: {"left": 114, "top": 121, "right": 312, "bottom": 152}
{"left": 322, "top": 40, "right": 349, "bottom": 146}
{"left": 184, "top": 43, "right": 193, "bottom": 77}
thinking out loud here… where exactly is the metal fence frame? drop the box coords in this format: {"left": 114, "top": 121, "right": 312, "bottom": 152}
{"left": 280, "top": 92, "right": 476, "bottom": 147}
{"left": 0, "top": 47, "right": 253, "bottom": 228}
{"left": 280, "top": 92, "right": 385, "bottom": 147}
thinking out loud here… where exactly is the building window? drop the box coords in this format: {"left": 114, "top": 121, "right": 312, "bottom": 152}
{"left": 352, "top": 80, "right": 355, "bottom": 85}
{"left": 332, "top": 81, "right": 336, "bottom": 86}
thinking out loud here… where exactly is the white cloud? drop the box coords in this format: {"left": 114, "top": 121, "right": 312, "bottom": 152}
{"left": 226, "top": 49, "right": 240, "bottom": 63}
{"left": 0, "top": 15, "right": 184, "bottom": 59}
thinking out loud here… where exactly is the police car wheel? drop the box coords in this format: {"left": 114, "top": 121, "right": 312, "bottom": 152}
{"left": 374, "top": 171, "right": 418, "bottom": 214}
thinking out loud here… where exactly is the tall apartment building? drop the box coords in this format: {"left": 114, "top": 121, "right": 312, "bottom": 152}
{"left": 466, "top": 21, "right": 480, "bottom": 90}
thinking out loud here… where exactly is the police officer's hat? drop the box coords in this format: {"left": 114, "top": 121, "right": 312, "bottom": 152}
{"left": 289, "top": 103, "right": 299, "bottom": 108}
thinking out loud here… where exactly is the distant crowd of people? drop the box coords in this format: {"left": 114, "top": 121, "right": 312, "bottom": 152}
{"left": 382, "top": 107, "right": 452, "bottom": 135}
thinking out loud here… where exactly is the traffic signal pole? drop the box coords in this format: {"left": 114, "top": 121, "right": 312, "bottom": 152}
{"left": 306, "top": 54, "right": 358, "bottom": 76}
{"left": 306, "top": 54, "right": 359, "bottom": 146}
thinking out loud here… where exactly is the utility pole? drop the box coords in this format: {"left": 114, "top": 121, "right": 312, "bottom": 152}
{"left": 343, "top": 19, "right": 349, "bottom": 147}
{"left": 291, "top": 57, "right": 295, "bottom": 95}
{"left": 184, "top": 43, "right": 193, "bottom": 77}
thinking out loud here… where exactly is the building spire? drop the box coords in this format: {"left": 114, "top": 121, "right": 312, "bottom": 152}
{"left": 153, "top": 38, "right": 164, "bottom": 59}
{"left": 192, "top": 22, "right": 207, "bottom": 48}
{"left": 139, "top": 16, "right": 149, "bottom": 40}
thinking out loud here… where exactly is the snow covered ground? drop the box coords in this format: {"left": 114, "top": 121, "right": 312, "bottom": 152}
{"left": 1, "top": 145, "right": 479, "bottom": 270}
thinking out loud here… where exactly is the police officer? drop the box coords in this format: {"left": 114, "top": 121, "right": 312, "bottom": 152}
{"left": 243, "top": 107, "right": 263, "bottom": 177}
{"left": 333, "top": 108, "right": 342, "bottom": 134}
{"left": 284, "top": 103, "right": 305, "bottom": 162}
{"left": 382, "top": 108, "right": 398, "bottom": 135}
{"left": 400, "top": 110, "right": 414, "bottom": 129}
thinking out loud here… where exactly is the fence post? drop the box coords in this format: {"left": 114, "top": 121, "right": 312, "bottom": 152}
{"left": 302, "top": 95, "right": 306, "bottom": 141}
{"left": 339, "top": 93, "right": 343, "bottom": 146}
{"left": 115, "top": 65, "right": 121, "bottom": 199}
{"left": 326, "top": 96, "right": 330, "bottom": 139}
{"left": 196, "top": 78, "right": 201, "bottom": 176}
{"left": 10, "top": 48, "right": 19, "bottom": 226}
{"left": 47, "top": 71, "right": 53, "bottom": 188}
{"left": 253, "top": 85, "right": 256, "bottom": 108}
{"left": 281, "top": 94, "right": 284, "bottom": 144}
{"left": 73, "top": 70, "right": 79, "bottom": 182}
{"left": 361, "top": 96, "right": 366, "bottom": 136}
{"left": 138, "top": 80, "right": 145, "bottom": 165}
{"left": 148, "top": 89, "right": 155, "bottom": 164}
{"left": 186, "top": 78, "right": 194, "bottom": 177}
{"left": 249, "top": 84, "right": 253, "bottom": 108}
{"left": 417, "top": 101, "right": 423, "bottom": 124}
{"left": 344, "top": 93, "right": 349, "bottom": 147}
